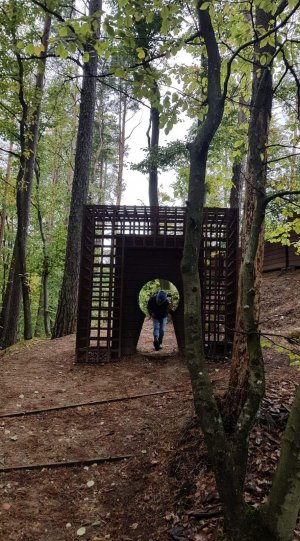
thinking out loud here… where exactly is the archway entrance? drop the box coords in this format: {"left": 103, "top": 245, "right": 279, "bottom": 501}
{"left": 115, "top": 245, "right": 185, "bottom": 355}
{"left": 76, "top": 205, "right": 239, "bottom": 362}
{"left": 137, "top": 279, "right": 180, "bottom": 354}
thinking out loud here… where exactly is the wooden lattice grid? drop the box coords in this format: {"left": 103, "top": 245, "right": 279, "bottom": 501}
{"left": 76, "top": 205, "right": 239, "bottom": 362}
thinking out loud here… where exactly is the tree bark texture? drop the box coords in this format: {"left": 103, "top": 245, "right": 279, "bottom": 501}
{"left": 116, "top": 90, "right": 127, "bottom": 205}
{"left": 180, "top": 2, "right": 250, "bottom": 537}
{"left": 146, "top": 79, "right": 160, "bottom": 207}
{"left": 148, "top": 104, "right": 160, "bottom": 206}
{"left": 229, "top": 103, "right": 247, "bottom": 210}
{"left": 263, "top": 386, "right": 300, "bottom": 541}
{"left": 52, "top": 0, "right": 102, "bottom": 338}
{"left": 0, "top": 13, "right": 52, "bottom": 347}
{"left": 180, "top": 3, "right": 290, "bottom": 540}
{"left": 0, "top": 144, "right": 13, "bottom": 262}
{"left": 35, "top": 164, "right": 51, "bottom": 336}
{"left": 229, "top": 9, "right": 251, "bottom": 211}
{"left": 224, "top": 7, "right": 275, "bottom": 425}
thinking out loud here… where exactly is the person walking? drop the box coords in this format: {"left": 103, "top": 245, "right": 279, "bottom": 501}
{"left": 147, "top": 290, "right": 172, "bottom": 351}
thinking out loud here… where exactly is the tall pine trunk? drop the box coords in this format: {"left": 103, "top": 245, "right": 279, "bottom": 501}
{"left": 116, "top": 90, "right": 127, "bottom": 206}
{"left": 52, "top": 0, "right": 102, "bottom": 338}
{"left": 147, "top": 80, "right": 160, "bottom": 207}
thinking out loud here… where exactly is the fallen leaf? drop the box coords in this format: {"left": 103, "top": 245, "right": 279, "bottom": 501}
{"left": 87, "top": 480, "right": 95, "bottom": 488}
{"left": 10, "top": 435, "right": 18, "bottom": 441}
{"left": 2, "top": 503, "right": 11, "bottom": 510}
{"left": 77, "top": 527, "right": 86, "bottom": 536}
{"left": 130, "top": 523, "right": 138, "bottom": 530}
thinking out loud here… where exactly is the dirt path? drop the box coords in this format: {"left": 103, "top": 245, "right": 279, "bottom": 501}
{"left": 0, "top": 322, "right": 196, "bottom": 541}
{"left": 0, "top": 270, "right": 300, "bottom": 541}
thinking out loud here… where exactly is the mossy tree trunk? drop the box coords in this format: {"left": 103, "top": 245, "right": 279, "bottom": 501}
{"left": 181, "top": 2, "right": 300, "bottom": 540}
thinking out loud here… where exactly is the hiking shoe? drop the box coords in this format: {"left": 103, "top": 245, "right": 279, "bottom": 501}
{"left": 153, "top": 339, "right": 160, "bottom": 351}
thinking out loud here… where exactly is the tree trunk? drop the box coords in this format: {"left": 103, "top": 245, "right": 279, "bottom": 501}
{"left": 35, "top": 164, "right": 51, "bottom": 336}
{"left": 0, "top": 242, "right": 21, "bottom": 346}
{"left": 263, "top": 385, "right": 300, "bottom": 541}
{"left": 116, "top": 90, "right": 127, "bottom": 205}
{"left": 147, "top": 80, "right": 160, "bottom": 207}
{"left": 92, "top": 86, "right": 104, "bottom": 189}
{"left": 229, "top": 9, "right": 251, "bottom": 212}
{"left": 34, "top": 285, "right": 44, "bottom": 337}
{"left": 223, "top": 7, "right": 275, "bottom": 425}
{"left": 229, "top": 100, "right": 247, "bottom": 211}
{"left": 1, "top": 217, "right": 12, "bottom": 305}
{"left": 0, "top": 144, "right": 13, "bottom": 262}
{"left": 180, "top": 3, "right": 249, "bottom": 537}
{"left": 180, "top": 3, "right": 287, "bottom": 539}
{"left": 0, "top": 13, "right": 52, "bottom": 347}
{"left": 52, "top": 0, "right": 102, "bottom": 338}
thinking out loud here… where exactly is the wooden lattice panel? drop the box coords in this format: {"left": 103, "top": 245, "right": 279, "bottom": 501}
{"left": 76, "top": 206, "right": 239, "bottom": 362}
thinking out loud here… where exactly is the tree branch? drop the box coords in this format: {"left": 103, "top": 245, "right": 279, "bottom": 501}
{"left": 265, "top": 189, "right": 300, "bottom": 204}
{"left": 222, "top": 0, "right": 300, "bottom": 102}
{"left": 0, "top": 146, "right": 20, "bottom": 158}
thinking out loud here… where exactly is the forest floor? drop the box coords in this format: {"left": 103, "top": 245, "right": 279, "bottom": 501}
{"left": 0, "top": 270, "right": 300, "bottom": 541}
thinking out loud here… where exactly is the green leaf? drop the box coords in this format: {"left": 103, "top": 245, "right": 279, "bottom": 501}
{"left": 104, "top": 21, "right": 115, "bottom": 37}
{"left": 58, "top": 27, "right": 68, "bottom": 37}
{"left": 34, "top": 44, "right": 45, "bottom": 55}
{"left": 68, "top": 41, "right": 76, "bottom": 54}
{"left": 114, "top": 68, "right": 126, "bottom": 77}
{"left": 16, "top": 40, "right": 25, "bottom": 50}
{"left": 136, "top": 48, "right": 146, "bottom": 60}
{"left": 56, "top": 44, "right": 68, "bottom": 59}
{"left": 200, "top": 2, "right": 209, "bottom": 10}
{"left": 233, "top": 139, "right": 244, "bottom": 148}
{"left": 94, "top": 40, "right": 109, "bottom": 55}
{"left": 82, "top": 52, "right": 90, "bottom": 63}
{"left": 146, "top": 12, "right": 154, "bottom": 23}
{"left": 25, "top": 43, "right": 36, "bottom": 55}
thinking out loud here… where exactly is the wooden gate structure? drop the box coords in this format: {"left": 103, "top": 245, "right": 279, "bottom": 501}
{"left": 76, "top": 205, "right": 239, "bottom": 362}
